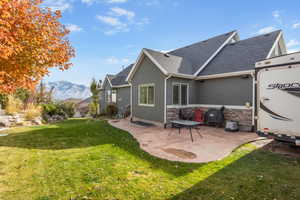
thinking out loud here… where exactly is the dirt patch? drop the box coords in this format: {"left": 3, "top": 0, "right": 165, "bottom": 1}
{"left": 162, "top": 148, "right": 197, "bottom": 159}
{"left": 262, "top": 140, "right": 300, "bottom": 158}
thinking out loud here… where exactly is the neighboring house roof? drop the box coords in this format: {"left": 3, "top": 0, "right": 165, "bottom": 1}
{"left": 104, "top": 64, "right": 134, "bottom": 88}
{"left": 199, "top": 30, "right": 282, "bottom": 76}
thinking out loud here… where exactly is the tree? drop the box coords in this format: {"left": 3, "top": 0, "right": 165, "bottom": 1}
{"left": 0, "top": 0, "right": 75, "bottom": 94}
{"left": 35, "top": 81, "right": 54, "bottom": 104}
{"left": 89, "top": 79, "right": 101, "bottom": 117}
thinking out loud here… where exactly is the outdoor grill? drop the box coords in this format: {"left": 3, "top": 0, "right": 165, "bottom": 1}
{"left": 204, "top": 106, "right": 225, "bottom": 127}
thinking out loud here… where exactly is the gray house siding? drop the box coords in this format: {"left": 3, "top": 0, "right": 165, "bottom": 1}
{"left": 100, "top": 79, "right": 112, "bottom": 113}
{"left": 116, "top": 87, "right": 130, "bottom": 113}
{"left": 131, "top": 56, "right": 165, "bottom": 123}
{"left": 196, "top": 76, "right": 253, "bottom": 106}
{"left": 166, "top": 77, "right": 198, "bottom": 105}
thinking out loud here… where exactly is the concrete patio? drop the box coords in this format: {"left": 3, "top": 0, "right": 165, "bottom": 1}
{"left": 109, "top": 119, "right": 260, "bottom": 163}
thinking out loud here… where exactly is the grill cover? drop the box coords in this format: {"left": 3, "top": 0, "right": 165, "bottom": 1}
{"left": 205, "top": 107, "right": 225, "bottom": 127}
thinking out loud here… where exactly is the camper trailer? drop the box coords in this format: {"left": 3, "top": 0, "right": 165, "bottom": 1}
{"left": 255, "top": 52, "right": 300, "bottom": 146}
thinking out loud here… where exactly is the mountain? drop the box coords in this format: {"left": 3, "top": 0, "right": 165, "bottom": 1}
{"left": 45, "top": 81, "right": 91, "bottom": 100}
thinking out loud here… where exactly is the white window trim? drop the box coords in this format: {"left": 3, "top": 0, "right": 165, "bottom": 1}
{"left": 172, "top": 82, "right": 189, "bottom": 105}
{"left": 112, "top": 89, "right": 117, "bottom": 103}
{"left": 105, "top": 90, "right": 111, "bottom": 103}
{"left": 138, "top": 83, "right": 155, "bottom": 107}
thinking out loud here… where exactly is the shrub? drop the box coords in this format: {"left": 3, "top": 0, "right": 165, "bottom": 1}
{"left": 5, "top": 95, "right": 23, "bottom": 115}
{"left": 124, "top": 105, "right": 131, "bottom": 118}
{"left": 41, "top": 103, "right": 59, "bottom": 116}
{"left": 23, "top": 104, "right": 41, "bottom": 120}
{"left": 106, "top": 104, "right": 118, "bottom": 117}
{"left": 89, "top": 101, "right": 98, "bottom": 118}
{"left": 58, "top": 102, "right": 75, "bottom": 118}
{"left": 41, "top": 103, "right": 67, "bottom": 119}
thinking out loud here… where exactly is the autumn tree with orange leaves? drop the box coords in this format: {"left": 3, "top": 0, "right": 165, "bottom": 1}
{"left": 0, "top": 0, "right": 75, "bottom": 94}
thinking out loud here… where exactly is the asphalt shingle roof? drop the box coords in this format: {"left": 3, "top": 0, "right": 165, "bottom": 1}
{"left": 144, "top": 48, "right": 188, "bottom": 74}
{"left": 106, "top": 30, "right": 281, "bottom": 82}
{"left": 199, "top": 30, "right": 281, "bottom": 76}
{"left": 110, "top": 64, "right": 134, "bottom": 86}
{"left": 167, "top": 31, "right": 236, "bottom": 75}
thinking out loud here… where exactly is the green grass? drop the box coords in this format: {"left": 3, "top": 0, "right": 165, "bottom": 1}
{"left": 0, "top": 119, "right": 299, "bottom": 200}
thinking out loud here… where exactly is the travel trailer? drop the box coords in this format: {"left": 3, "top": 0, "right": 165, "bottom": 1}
{"left": 255, "top": 52, "right": 300, "bottom": 146}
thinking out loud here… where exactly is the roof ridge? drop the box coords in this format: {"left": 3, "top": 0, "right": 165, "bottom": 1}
{"left": 144, "top": 48, "right": 183, "bottom": 58}
{"left": 168, "top": 30, "right": 236, "bottom": 53}
{"left": 234, "top": 29, "right": 281, "bottom": 44}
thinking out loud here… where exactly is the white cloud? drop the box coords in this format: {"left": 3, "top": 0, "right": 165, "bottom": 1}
{"left": 272, "top": 10, "right": 283, "bottom": 24}
{"left": 43, "top": 0, "right": 72, "bottom": 12}
{"left": 110, "top": 7, "right": 135, "bottom": 20}
{"left": 66, "top": 24, "right": 83, "bottom": 32}
{"left": 272, "top": 10, "right": 280, "bottom": 19}
{"left": 102, "top": 57, "right": 130, "bottom": 65}
{"left": 96, "top": 15, "right": 129, "bottom": 35}
{"left": 96, "top": 6, "right": 149, "bottom": 35}
{"left": 287, "top": 39, "right": 300, "bottom": 48}
{"left": 292, "top": 22, "right": 300, "bottom": 29}
{"left": 288, "top": 48, "right": 300, "bottom": 54}
{"left": 135, "top": 17, "right": 150, "bottom": 27}
{"left": 97, "top": 16, "right": 123, "bottom": 26}
{"left": 256, "top": 26, "right": 276, "bottom": 35}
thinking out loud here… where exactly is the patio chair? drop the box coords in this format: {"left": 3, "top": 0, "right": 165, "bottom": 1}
{"left": 192, "top": 109, "right": 205, "bottom": 137}
{"left": 194, "top": 109, "right": 205, "bottom": 123}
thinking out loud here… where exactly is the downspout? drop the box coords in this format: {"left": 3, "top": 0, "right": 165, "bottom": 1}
{"left": 164, "top": 74, "right": 172, "bottom": 128}
{"left": 251, "top": 71, "right": 255, "bottom": 130}
{"left": 129, "top": 81, "right": 133, "bottom": 122}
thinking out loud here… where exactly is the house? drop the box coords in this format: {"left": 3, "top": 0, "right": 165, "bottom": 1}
{"left": 102, "top": 30, "right": 287, "bottom": 130}
{"left": 100, "top": 64, "right": 133, "bottom": 114}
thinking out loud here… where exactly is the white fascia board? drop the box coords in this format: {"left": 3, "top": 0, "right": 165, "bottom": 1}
{"left": 266, "top": 31, "right": 283, "bottom": 59}
{"left": 196, "top": 70, "right": 254, "bottom": 80}
{"left": 142, "top": 49, "right": 169, "bottom": 75}
{"left": 193, "top": 31, "right": 238, "bottom": 76}
{"left": 112, "top": 84, "right": 130, "bottom": 88}
{"left": 167, "top": 104, "right": 252, "bottom": 110}
{"left": 169, "top": 73, "right": 195, "bottom": 79}
{"left": 125, "top": 50, "right": 145, "bottom": 82}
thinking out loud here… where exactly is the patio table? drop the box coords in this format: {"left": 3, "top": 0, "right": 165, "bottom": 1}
{"left": 170, "top": 120, "right": 203, "bottom": 142}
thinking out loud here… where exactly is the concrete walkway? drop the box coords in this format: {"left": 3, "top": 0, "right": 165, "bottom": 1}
{"left": 109, "top": 119, "right": 260, "bottom": 163}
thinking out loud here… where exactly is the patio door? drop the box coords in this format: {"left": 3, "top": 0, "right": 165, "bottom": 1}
{"left": 172, "top": 83, "right": 188, "bottom": 105}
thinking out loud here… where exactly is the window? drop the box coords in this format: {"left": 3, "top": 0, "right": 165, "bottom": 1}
{"left": 105, "top": 90, "right": 111, "bottom": 103}
{"left": 139, "top": 84, "right": 155, "bottom": 106}
{"left": 172, "top": 83, "right": 188, "bottom": 105}
{"left": 112, "top": 89, "right": 117, "bottom": 103}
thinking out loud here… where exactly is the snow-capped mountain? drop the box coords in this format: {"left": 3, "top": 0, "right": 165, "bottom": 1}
{"left": 45, "top": 81, "right": 91, "bottom": 100}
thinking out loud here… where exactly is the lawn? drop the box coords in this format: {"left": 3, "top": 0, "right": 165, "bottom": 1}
{"left": 0, "top": 119, "right": 299, "bottom": 200}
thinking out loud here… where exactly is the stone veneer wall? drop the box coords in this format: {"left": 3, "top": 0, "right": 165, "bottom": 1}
{"left": 167, "top": 106, "right": 253, "bottom": 129}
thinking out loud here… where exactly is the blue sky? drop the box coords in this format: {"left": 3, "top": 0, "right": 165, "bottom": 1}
{"left": 43, "top": 0, "right": 300, "bottom": 86}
